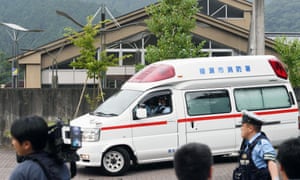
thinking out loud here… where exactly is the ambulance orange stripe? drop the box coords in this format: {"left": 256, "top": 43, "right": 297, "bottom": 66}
{"left": 100, "top": 108, "right": 298, "bottom": 131}
{"left": 255, "top": 108, "right": 299, "bottom": 115}
{"left": 177, "top": 114, "right": 241, "bottom": 123}
{"left": 101, "top": 120, "right": 168, "bottom": 131}
{"left": 178, "top": 108, "right": 299, "bottom": 123}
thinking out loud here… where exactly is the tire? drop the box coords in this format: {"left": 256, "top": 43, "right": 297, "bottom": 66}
{"left": 101, "top": 147, "right": 131, "bottom": 176}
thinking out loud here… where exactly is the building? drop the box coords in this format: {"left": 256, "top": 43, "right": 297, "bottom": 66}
{"left": 17, "top": 0, "right": 278, "bottom": 88}
{"left": 266, "top": 32, "right": 300, "bottom": 41}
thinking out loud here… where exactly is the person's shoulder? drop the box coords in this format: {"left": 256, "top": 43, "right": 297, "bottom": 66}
{"left": 33, "top": 153, "right": 70, "bottom": 173}
{"left": 29, "top": 153, "right": 70, "bottom": 179}
{"left": 257, "top": 137, "right": 276, "bottom": 153}
{"left": 254, "top": 132, "right": 270, "bottom": 144}
{"left": 165, "top": 106, "right": 171, "bottom": 110}
{"left": 259, "top": 138, "right": 272, "bottom": 146}
{"left": 47, "top": 163, "right": 70, "bottom": 180}
{"left": 18, "top": 159, "right": 42, "bottom": 168}
{"left": 10, "top": 160, "right": 46, "bottom": 180}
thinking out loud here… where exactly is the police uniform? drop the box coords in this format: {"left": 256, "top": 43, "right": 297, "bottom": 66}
{"left": 233, "top": 110, "right": 276, "bottom": 180}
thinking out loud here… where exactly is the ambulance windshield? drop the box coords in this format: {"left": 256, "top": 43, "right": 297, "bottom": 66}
{"left": 94, "top": 90, "right": 143, "bottom": 116}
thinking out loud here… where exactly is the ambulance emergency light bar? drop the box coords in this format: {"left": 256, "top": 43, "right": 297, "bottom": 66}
{"left": 128, "top": 56, "right": 288, "bottom": 83}
{"left": 268, "top": 59, "right": 288, "bottom": 79}
{"left": 129, "top": 64, "right": 175, "bottom": 83}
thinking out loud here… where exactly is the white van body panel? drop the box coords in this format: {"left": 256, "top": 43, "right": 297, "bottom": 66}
{"left": 70, "top": 55, "right": 299, "bottom": 173}
{"left": 122, "top": 55, "right": 280, "bottom": 91}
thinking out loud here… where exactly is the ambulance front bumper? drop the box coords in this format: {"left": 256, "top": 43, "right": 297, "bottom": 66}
{"left": 76, "top": 142, "right": 104, "bottom": 167}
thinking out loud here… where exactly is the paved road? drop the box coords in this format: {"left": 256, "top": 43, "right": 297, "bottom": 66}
{"left": 0, "top": 146, "right": 237, "bottom": 180}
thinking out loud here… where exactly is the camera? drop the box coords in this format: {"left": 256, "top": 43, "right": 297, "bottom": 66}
{"left": 45, "top": 119, "right": 82, "bottom": 163}
{"left": 14, "top": 118, "right": 82, "bottom": 178}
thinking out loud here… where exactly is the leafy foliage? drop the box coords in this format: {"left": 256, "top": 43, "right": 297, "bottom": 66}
{"left": 65, "top": 17, "right": 119, "bottom": 79}
{"left": 65, "top": 16, "right": 132, "bottom": 112}
{"left": 0, "top": 0, "right": 100, "bottom": 57}
{"left": 274, "top": 37, "right": 300, "bottom": 87}
{"left": 0, "top": 0, "right": 157, "bottom": 84}
{"left": 1, "top": 0, "right": 300, "bottom": 58}
{"left": 0, "top": 0, "right": 157, "bottom": 57}
{"left": 1, "top": 0, "right": 300, "bottom": 85}
{"left": 65, "top": 16, "right": 120, "bottom": 111}
{"left": 145, "top": 0, "right": 207, "bottom": 64}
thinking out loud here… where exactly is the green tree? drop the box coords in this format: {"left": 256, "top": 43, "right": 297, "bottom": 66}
{"left": 274, "top": 37, "right": 300, "bottom": 87}
{"left": 65, "top": 16, "right": 119, "bottom": 117}
{"left": 0, "top": 51, "right": 10, "bottom": 85}
{"left": 145, "top": 0, "right": 206, "bottom": 64}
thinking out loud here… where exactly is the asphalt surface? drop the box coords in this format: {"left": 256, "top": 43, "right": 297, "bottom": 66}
{"left": 1, "top": 146, "right": 237, "bottom": 180}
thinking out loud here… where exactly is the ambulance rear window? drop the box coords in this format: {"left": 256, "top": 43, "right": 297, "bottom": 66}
{"left": 128, "top": 64, "right": 175, "bottom": 82}
{"left": 234, "top": 86, "right": 291, "bottom": 111}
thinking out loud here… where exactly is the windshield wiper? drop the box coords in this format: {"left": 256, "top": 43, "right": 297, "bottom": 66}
{"left": 94, "top": 111, "right": 118, "bottom": 117}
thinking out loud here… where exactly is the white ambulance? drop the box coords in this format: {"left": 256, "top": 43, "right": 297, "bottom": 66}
{"left": 70, "top": 55, "right": 299, "bottom": 176}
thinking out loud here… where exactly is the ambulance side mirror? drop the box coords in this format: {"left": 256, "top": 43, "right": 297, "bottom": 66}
{"left": 136, "top": 107, "right": 147, "bottom": 119}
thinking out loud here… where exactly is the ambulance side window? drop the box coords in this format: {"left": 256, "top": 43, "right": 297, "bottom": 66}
{"left": 133, "top": 90, "right": 172, "bottom": 120}
{"left": 234, "top": 86, "right": 291, "bottom": 111}
{"left": 186, "top": 90, "right": 231, "bottom": 116}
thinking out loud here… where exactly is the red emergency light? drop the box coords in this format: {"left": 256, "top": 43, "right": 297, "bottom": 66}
{"left": 128, "top": 64, "right": 175, "bottom": 82}
{"left": 268, "top": 59, "right": 288, "bottom": 79}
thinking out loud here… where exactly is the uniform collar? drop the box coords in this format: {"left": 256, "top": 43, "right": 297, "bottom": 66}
{"left": 248, "top": 132, "right": 261, "bottom": 144}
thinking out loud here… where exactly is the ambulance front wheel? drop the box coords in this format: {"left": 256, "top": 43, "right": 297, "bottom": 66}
{"left": 101, "top": 147, "right": 131, "bottom": 176}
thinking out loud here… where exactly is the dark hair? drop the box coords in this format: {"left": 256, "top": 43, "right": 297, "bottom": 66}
{"left": 10, "top": 115, "right": 48, "bottom": 151}
{"left": 174, "top": 142, "right": 213, "bottom": 180}
{"left": 252, "top": 124, "right": 262, "bottom": 132}
{"left": 277, "top": 137, "right": 300, "bottom": 179}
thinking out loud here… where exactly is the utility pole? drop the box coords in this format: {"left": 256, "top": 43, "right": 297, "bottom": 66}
{"left": 56, "top": 4, "right": 120, "bottom": 60}
{"left": 248, "top": 0, "right": 265, "bottom": 55}
{"left": 0, "top": 22, "right": 43, "bottom": 88}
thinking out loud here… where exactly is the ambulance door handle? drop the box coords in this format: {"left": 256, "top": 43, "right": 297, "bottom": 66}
{"left": 235, "top": 122, "right": 242, "bottom": 128}
{"left": 235, "top": 121, "right": 280, "bottom": 128}
{"left": 191, "top": 121, "right": 194, "bottom": 128}
{"left": 263, "top": 121, "right": 281, "bottom": 125}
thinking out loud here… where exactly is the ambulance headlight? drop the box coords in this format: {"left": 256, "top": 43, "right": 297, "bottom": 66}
{"left": 82, "top": 128, "right": 100, "bottom": 142}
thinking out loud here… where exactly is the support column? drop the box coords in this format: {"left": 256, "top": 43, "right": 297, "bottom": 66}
{"left": 256, "top": 0, "right": 265, "bottom": 55}
{"left": 248, "top": 0, "right": 265, "bottom": 55}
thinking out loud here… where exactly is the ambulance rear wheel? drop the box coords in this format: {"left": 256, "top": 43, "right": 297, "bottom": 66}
{"left": 101, "top": 147, "right": 131, "bottom": 176}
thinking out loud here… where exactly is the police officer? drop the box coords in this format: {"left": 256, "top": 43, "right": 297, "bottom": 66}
{"left": 233, "top": 110, "right": 279, "bottom": 180}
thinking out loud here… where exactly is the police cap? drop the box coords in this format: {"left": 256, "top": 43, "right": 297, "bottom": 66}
{"left": 241, "top": 110, "right": 263, "bottom": 126}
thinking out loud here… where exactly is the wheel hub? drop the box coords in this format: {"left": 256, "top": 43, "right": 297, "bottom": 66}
{"left": 110, "top": 158, "right": 117, "bottom": 164}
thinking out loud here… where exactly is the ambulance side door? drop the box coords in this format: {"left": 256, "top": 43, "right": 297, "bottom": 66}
{"left": 131, "top": 90, "right": 178, "bottom": 162}
{"left": 185, "top": 89, "right": 237, "bottom": 154}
